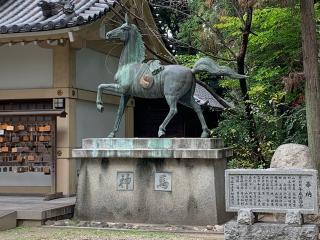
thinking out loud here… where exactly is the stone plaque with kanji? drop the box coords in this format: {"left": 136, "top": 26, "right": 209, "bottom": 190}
{"left": 155, "top": 172, "right": 172, "bottom": 192}
{"left": 225, "top": 169, "right": 318, "bottom": 214}
{"left": 117, "top": 172, "right": 134, "bottom": 191}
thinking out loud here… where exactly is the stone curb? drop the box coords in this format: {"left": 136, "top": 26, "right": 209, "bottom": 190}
{"left": 42, "top": 225, "right": 224, "bottom": 235}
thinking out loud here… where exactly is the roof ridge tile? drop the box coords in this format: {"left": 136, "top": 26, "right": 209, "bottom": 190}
{"left": 0, "top": 0, "right": 115, "bottom": 34}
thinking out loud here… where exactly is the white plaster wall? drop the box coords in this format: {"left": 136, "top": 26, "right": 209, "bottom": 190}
{"left": 0, "top": 45, "right": 53, "bottom": 89}
{"left": 0, "top": 172, "right": 51, "bottom": 186}
{"left": 75, "top": 100, "right": 125, "bottom": 147}
{"left": 76, "top": 48, "right": 119, "bottom": 92}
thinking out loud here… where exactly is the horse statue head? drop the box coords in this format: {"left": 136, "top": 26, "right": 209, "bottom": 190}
{"left": 105, "top": 13, "right": 145, "bottom": 66}
{"left": 106, "top": 14, "right": 133, "bottom": 42}
{"left": 106, "top": 14, "right": 138, "bottom": 42}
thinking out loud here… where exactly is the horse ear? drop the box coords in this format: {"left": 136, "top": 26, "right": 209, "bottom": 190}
{"left": 125, "top": 13, "right": 129, "bottom": 25}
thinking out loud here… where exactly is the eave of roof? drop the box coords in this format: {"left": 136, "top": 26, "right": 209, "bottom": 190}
{"left": 194, "top": 80, "right": 233, "bottom": 111}
{"left": 0, "top": 0, "right": 115, "bottom": 34}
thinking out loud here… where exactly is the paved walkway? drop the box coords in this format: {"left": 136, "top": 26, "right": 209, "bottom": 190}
{"left": 0, "top": 196, "right": 75, "bottom": 221}
{"left": 0, "top": 196, "right": 75, "bottom": 211}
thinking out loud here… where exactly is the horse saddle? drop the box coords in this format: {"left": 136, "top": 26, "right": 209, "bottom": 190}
{"left": 138, "top": 60, "right": 164, "bottom": 89}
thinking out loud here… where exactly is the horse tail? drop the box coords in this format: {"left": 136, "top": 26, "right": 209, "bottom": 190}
{"left": 191, "top": 57, "right": 247, "bottom": 79}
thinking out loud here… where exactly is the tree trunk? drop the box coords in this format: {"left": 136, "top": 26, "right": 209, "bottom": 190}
{"left": 300, "top": 1, "right": 320, "bottom": 174}
{"left": 237, "top": 7, "right": 266, "bottom": 167}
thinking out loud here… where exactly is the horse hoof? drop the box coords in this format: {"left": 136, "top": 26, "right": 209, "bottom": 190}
{"left": 97, "top": 104, "right": 104, "bottom": 113}
{"left": 158, "top": 129, "right": 165, "bottom": 138}
{"left": 201, "top": 129, "right": 210, "bottom": 138}
{"left": 107, "top": 132, "right": 115, "bottom": 138}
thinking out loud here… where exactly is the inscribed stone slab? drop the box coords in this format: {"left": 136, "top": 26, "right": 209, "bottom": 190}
{"left": 225, "top": 169, "right": 318, "bottom": 214}
{"left": 155, "top": 172, "right": 172, "bottom": 192}
{"left": 117, "top": 172, "right": 134, "bottom": 191}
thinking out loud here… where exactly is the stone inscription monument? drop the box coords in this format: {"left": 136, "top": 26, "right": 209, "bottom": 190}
{"left": 72, "top": 138, "right": 233, "bottom": 225}
{"left": 226, "top": 169, "right": 318, "bottom": 213}
{"left": 224, "top": 169, "right": 319, "bottom": 240}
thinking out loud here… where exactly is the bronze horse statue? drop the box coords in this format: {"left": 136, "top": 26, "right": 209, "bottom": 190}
{"left": 96, "top": 15, "right": 246, "bottom": 138}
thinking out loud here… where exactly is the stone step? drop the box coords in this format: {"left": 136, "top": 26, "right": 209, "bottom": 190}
{"left": 81, "top": 138, "right": 224, "bottom": 150}
{"left": 0, "top": 196, "right": 76, "bottom": 227}
{"left": 0, "top": 210, "right": 17, "bottom": 231}
{"left": 17, "top": 204, "right": 74, "bottom": 221}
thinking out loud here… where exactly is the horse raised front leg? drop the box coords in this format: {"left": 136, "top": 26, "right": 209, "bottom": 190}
{"left": 158, "top": 96, "right": 178, "bottom": 137}
{"left": 96, "top": 84, "right": 126, "bottom": 138}
{"left": 108, "top": 94, "right": 130, "bottom": 138}
{"left": 96, "top": 83, "right": 124, "bottom": 113}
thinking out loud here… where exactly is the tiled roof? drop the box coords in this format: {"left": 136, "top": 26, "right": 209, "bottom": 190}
{"left": 194, "top": 81, "right": 232, "bottom": 110}
{"left": 0, "top": 0, "right": 115, "bottom": 34}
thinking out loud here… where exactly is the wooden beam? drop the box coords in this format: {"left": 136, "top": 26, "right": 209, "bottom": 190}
{"left": 70, "top": 39, "right": 86, "bottom": 49}
{"left": 0, "top": 109, "right": 66, "bottom": 117}
{"left": 0, "top": 88, "right": 130, "bottom": 106}
{"left": 0, "top": 26, "right": 81, "bottom": 42}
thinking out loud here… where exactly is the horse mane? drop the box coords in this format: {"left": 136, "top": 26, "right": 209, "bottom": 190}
{"left": 119, "top": 24, "right": 146, "bottom": 66}
{"left": 130, "top": 24, "right": 146, "bottom": 63}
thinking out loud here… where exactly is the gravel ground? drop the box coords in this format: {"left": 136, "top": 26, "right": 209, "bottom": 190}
{"left": 0, "top": 227, "right": 224, "bottom": 240}
{"left": 45, "top": 219, "right": 224, "bottom": 234}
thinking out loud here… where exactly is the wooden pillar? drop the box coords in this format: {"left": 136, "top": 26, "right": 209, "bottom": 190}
{"left": 53, "top": 41, "right": 75, "bottom": 88}
{"left": 53, "top": 41, "right": 77, "bottom": 195}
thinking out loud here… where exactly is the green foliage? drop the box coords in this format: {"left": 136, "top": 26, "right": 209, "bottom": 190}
{"left": 282, "top": 105, "right": 308, "bottom": 145}
{"left": 175, "top": 54, "right": 203, "bottom": 68}
{"left": 177, "top": 5, "right": 312, "bottom": 168}
{"left": 214, "top": 7, "right": 309, "bottom": 168}
{"left": 177, "top": 18, "right": 203, "bottom": 49}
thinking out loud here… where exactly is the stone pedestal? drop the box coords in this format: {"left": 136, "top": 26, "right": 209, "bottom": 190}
{"left": 72, "top": 138, "right": 233, "bottom": 226}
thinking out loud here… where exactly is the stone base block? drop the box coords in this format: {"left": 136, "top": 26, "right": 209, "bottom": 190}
{"left": 75, "top": 157, "right": 232, "bottom": 226}
{"left": 225, "top": 220, "right": 319, "bottom": 240}
{"left": 73, "top": 138, "right": 233, "bottom": 226}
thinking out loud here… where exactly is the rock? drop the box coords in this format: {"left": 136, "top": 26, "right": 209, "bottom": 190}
{"left": 78, "top": 221, "right": 90, "bottom": 227}
{"left": 90, "top": 221, "right": 102, "bottom": 228}
{"left": 53, "top": 220, "right": 66, "bottom": 226}
{"left": 101, "top": 222, "right": 109, "bottom": 228}
{"left": 132, "top": 225, "right": 140, "bottom": 230}
{"left": 44, "top": 220, "right": 54, "bottom": 226}
{"left": 64, "top": 219, "right": 73, "bottom": 226}
{"left": 193, "top": 227, "right": 200, "bottom": 231}
{"left": 285, "top": 210, "right": 303, "bottom": 226}
{"left": 177, "top": 225, "right": 193, "bottom": 231}
{"left": 126, "top": 224, "right": 133, "bottom": 229}
{"left": 182, "top": 225, "right": 194, "bottom": 230}
{"left": 214, "top": 225, "right": 224, "bottom": 232}
{"left": 270, "top": 144, "right": 315, "bottom": 169}
{"left": 206, "top": 225, "right": 214, "bottom": 230}
{"left": 237, "top": 209, "right": 255, "bottom": 225}
{"left": 176, "top": 225, "right": 185, "bottom": 230}
{"left": 113, "top": 223, "right": 126, "bottom": 228}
